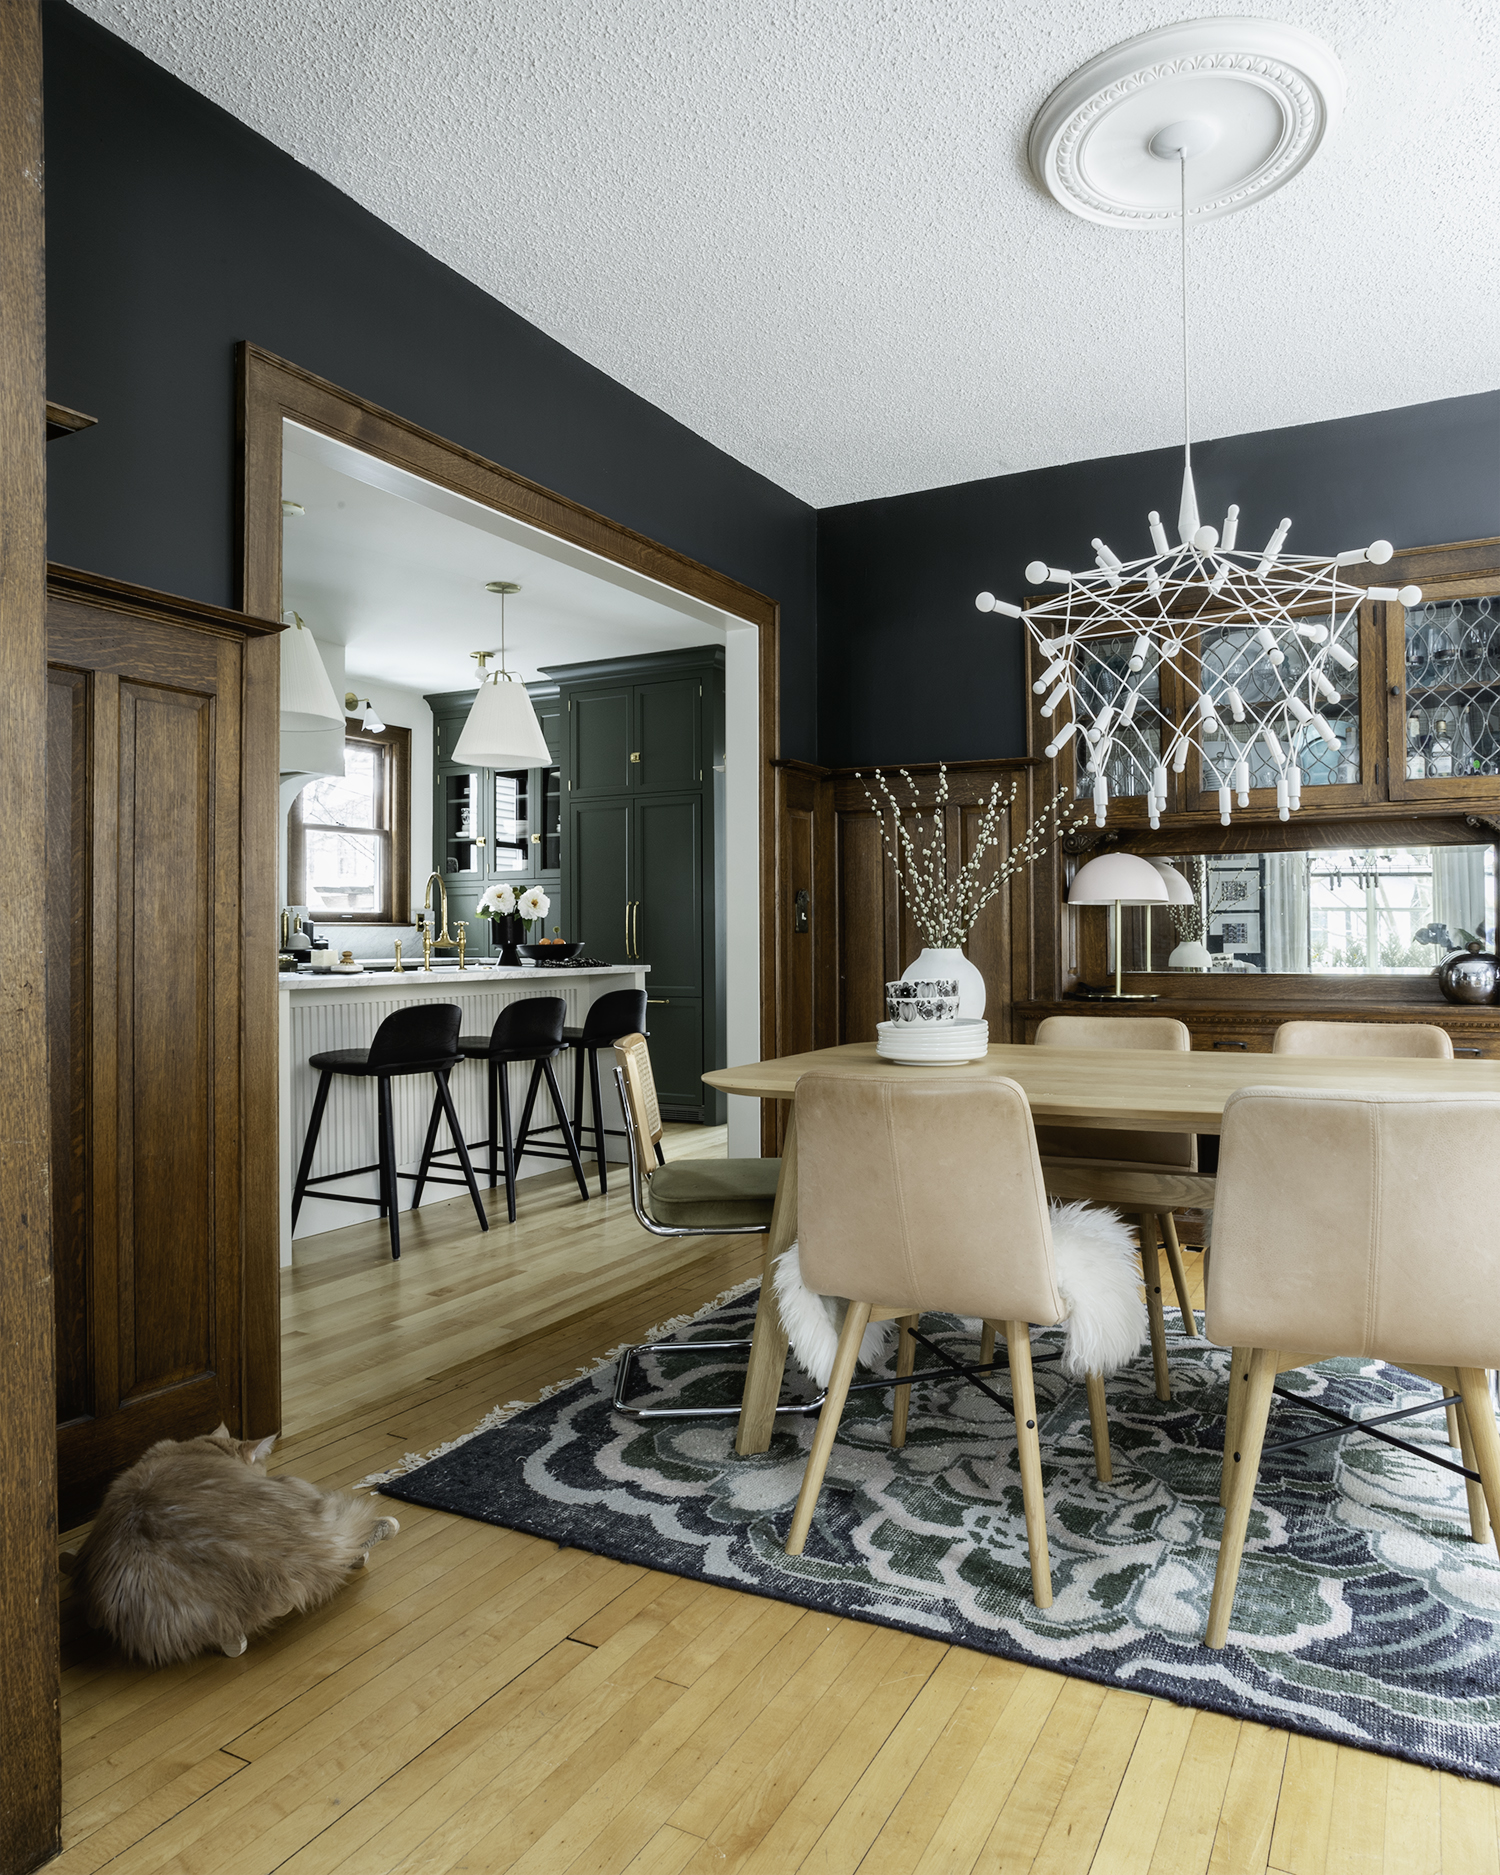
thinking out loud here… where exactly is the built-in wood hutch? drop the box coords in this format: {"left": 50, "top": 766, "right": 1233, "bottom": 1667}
{"left": 778, "top": 538, "right": 1500, "bottom": 1065}
{"left": 1015, "top": 536, "right": 1500, "bottom": 1055}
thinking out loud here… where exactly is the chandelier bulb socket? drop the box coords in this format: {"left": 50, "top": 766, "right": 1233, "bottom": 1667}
{"left": 1044, "top": 719, "right": 1077, "bottom": 759}
{"left": 1040, "top": 679, "right": 1070, "bottom": 718}
{"left": 1218, "top": 788, "right": 1232, "bottom": 826}
{"left": 1327, "top": 641, "right": 1358, "bottom": 672}
{"left": 1147, "top": 512, "right": 1170, "bottom": 555}
{"left": 1221, "top": 505, "right": 1240, "bottom": 550}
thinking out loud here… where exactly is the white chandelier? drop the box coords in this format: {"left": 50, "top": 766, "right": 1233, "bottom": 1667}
{"left": 976, "top": 21, "right": 1419, "bottom": 832}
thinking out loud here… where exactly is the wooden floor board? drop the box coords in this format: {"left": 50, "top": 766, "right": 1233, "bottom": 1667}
{"left": 55, "top": 1204, "right": 1489, "bottom": 1872}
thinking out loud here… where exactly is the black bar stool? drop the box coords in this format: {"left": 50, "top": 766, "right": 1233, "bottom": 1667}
{"left": 413, "top": 997, "right": 589, "bottom": 1224}
{"left": 525, "top": 986, "right": 648, "bottom": 1194}
{"left": 290, "top": 1002, "right": 487, "bottom": 1260}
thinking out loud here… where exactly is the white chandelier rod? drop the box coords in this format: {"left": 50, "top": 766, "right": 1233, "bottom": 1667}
{"left": 1179, "top": 149, "right": 1191, "bottom": 473}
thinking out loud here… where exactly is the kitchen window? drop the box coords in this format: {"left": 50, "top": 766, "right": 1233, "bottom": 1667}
{"left": 288, "top": 722, "right": 411, "bottom": 923}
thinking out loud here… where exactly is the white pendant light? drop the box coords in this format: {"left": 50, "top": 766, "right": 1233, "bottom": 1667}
{"left": 451, "top": 582, "right": 552, "bottom": 769}
{"left": 279, "top": 612, "right": 344, "bottom": 730}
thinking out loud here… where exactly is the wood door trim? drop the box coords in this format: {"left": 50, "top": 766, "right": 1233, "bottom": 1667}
{"left": 47, "top": 562, "right": 284, "bottom": 637}
{"left": 237, "top": 342, "right": 783, "bottom": 1172}
{"left": 0, "top": 0, "right": 61, "bottom": 1861}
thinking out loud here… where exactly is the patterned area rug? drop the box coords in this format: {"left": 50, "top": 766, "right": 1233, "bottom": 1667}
{"left": 377, "top": 1285, "right": 1500, "bottom": 1783}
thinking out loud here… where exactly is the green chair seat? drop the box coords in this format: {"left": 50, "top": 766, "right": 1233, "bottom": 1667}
{"left": 646, "top": 1156, "right": 782, "bottom": 1229}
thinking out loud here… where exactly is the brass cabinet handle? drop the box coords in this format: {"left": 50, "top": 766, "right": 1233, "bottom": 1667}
{"left": 631, "top": 901, "right": 640, "bottom": 958}
{"left": 531, "top": 833, "right": 541, "bottom": 842}
{"left": 647, "top": 998, "right": 669, "bottom": 1006}
{"left": 624, "top": 900, "right": 631, "bottom": 958}
{"left": 1212, "top": 1040, "right": 1248, "bottom": 1050}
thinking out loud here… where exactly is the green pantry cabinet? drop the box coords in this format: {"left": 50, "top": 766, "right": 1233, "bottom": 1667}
{"left": 429, "top": 649, "right": 725, "bottom": 1124}
{"left": 424, "top": 682, "right": 564, "bottom": 948}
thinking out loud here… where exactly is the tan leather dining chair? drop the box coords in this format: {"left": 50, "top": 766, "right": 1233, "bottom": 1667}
{"left": 1203, "top": 1085, "right": 1500, "bottom": 1648}
{"left": 784, "top": 1068, "right": 1115, "bottom": 1609}
{"left": 1272, "top": 1020, "right": 1454, "bottom": 1059}
{"left": 1033, "top": 1014, "right": 1204, "bottom": 1398}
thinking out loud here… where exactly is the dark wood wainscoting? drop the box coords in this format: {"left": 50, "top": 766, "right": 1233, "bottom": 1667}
{"left": 45, "top": 569, "right": 281, "bottom": 1530}
{"left": 775, "top": 758, "right": 1042, "bottom": 1072}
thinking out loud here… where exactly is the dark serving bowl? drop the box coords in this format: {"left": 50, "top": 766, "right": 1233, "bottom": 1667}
{"left": 519, "top": 940, "right": 586, "bottom": 962}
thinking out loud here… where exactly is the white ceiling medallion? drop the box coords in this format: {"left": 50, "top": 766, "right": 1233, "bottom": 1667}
{"left": 1028, "top": 17, "right": 1345, "bottom": 228}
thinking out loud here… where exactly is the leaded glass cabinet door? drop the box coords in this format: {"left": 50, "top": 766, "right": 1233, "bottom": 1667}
{"left": 1390, "top": 587, "right": 1500, "bottom": 803}
{"left": 1190, "top": 604, "right": 1378, "bottom": 815}
{"left": 1027, "top": 621, "right": 1164, "bottom": 822}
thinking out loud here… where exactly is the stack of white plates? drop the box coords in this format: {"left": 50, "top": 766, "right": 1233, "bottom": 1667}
{"left": 876, "top": 1017, "right": 989, "bottom": 1065}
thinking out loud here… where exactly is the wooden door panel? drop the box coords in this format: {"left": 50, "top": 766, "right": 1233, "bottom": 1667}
{"left": 47, "top": 670, "right": 91, "bottom": 1427}
{"left": 117, "top": 681, "right": 215, "bottom": 1398}
{"left": 572, "top": 688, "right": 632, "bottom": 795}
{"left": 633, "top": 795, "right": 702, "bottom": 995}
{"left": 646, "top": 998, "right": 704, "bottom": 1117}
{"left": 635, "top": 679, "right": 701, "bottom": 792}
{"left": 48, "top": 592, "right": 250, "bottom": 1529}
{"left": 570, "top": 799, "right": 632, "bottom": 963}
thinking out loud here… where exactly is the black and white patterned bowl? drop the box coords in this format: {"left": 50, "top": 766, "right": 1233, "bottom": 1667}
{"left": 885, "top": 980, "right": 961, "bottom": 1024}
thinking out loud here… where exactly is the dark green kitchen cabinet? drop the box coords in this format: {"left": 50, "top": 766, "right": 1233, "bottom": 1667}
{"left": 425, "top": 680, "right": 561, "bottom": 957}
{"left": 550, "top": 647, "right": 724, "bottom": 1123}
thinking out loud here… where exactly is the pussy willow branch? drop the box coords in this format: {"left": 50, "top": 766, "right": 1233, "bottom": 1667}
{"left": 856, "top": 763, "right": 1087, "bottom": 948}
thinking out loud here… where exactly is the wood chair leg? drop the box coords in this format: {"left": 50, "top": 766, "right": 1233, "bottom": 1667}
{"left": 588, "top": 1047, "right": 609, "bottom": 1193}
{"left": 436, "top": 1070, "right": 489, "bottom": 1233}
{"left": 891, "top": 1315, "right": 917, "bottom": 1450}
{"left": 1005, "top": 1321, "right": 1052, "bottom": 1609}
{"left": 786, "top": 1301, "right": 872, "bottom": 1556}
{"left": 979, "top": 1322, "right": 997, "bottom": 1368}
{"left": 377, "top": 1075, "right": 400, "bottom": 1260}
{"left": 541, "top": 1056, "right": 590, "bottom": 1200}
{"left": 1205, "top": 1347, "right": 1279, "bottom": 1648}
{"left": 1085, "top": 1372, "right": 1112, "bottom": 1484}
{"left": 736, "top": 1111, "right": 798, "bottom": 1458}
{"left": 496, "top": 1066, "right": 518, "bottom": 1223}
{"left": 1446, "top": 1401, "right": 1463, "bottom": 1450}
{"left": 1456, "top": 1368, "right": 1500, "bottom": 1561}
{"left": 408, "top": 1086, "right": 447, "bottom": 1209}
{"left": 486, "top": 1059, "right": 500, "bottom": 1190}
{"left": 290, "top": 1069, "right": 333, "bottom": 1229}
{"left": 1221, "top": 1346, "right": 1252, "bottom": 1508}
{"left": 1159, "top": 1211, "right": 1198, "bottom": 1336}
{"left": 1451, "top": 1383, "right": 1493, "bottom": 1547}
{"left": 1138, "top": 1214, "right": 1171, "bottom": 1402}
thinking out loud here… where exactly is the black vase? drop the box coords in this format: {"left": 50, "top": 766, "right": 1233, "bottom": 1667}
{"left": 492, "top": 913, "right": 524, "bottom": 966}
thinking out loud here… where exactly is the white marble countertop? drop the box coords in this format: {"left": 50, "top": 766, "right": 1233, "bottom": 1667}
{"left": 279, "top": 962, "right": 646, "bottom": 992}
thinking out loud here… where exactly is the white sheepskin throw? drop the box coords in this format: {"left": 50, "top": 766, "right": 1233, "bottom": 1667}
{"left": 774, "top": 1201, "right": 1145, "bottom": 1390}
{"left": 773, "top": 1247, "right": 898, "bottom": 1389}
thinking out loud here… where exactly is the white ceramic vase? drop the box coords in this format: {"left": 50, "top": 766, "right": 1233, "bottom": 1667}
{"left": 902, "top": 947, "right": 986, "bottom": 1020}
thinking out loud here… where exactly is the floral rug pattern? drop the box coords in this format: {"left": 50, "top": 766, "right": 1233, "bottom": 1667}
{"left": 379, "top": 1288, "right": 1500, "bottom": 1782}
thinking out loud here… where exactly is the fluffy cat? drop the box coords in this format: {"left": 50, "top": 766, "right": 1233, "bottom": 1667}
{"left": 65, "top": 1424, "right": 399, "bottom": 1667}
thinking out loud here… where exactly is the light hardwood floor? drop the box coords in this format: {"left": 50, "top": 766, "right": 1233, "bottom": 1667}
{"left": 58, "top": 1136, "right": 1498, "bottom": 1875}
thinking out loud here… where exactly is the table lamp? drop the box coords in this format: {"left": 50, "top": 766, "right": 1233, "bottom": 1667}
{"left": 1067, "top": 852, "right": 1168, "bottom": 999}
{"left": 1146, "top": 859, "right": 1195, "bottom": 970}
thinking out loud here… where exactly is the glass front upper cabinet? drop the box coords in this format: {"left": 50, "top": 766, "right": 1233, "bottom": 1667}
{"left": 1392, "top": 591, "right": 1500, "bottom": 799}
{"left": 1192, "top": 610, "right": 1369, "bottom": 812}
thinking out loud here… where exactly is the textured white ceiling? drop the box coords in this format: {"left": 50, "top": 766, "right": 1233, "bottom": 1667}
{"left": 282, "top": 426, "right": 726, "bottom": 693}
{"left": 75, "top": 1, "right": 1500, "bottom": 507}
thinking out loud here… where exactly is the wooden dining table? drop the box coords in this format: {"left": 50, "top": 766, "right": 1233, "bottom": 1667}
{"left": 703, "top": 1040, "right": 1500, "bottom": 1455}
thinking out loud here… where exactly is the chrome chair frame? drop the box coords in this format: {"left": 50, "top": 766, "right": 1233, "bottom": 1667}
{"left": 610, "top": 1068, "right": 1021, "bottom": 1421}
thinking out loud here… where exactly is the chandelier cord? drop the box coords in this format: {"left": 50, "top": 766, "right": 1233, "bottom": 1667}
{"left": 1180, "top": 149, "right": 1190, "bottom": 472}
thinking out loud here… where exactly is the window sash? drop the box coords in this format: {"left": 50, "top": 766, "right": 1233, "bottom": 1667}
{"left": 288, "top": 722, "right": 410, "bottom": 924}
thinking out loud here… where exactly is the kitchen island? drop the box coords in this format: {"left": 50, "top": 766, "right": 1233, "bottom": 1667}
{"left": 279, "top": 964, "right": 648, "bottom": 1262}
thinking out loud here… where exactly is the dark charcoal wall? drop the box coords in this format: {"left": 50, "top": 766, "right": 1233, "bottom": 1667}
{"left": 817, "top": 392, "right": 1500, "bottom": 769}
{"left": 41, "top": 3, "right": 818, "bottom": 759}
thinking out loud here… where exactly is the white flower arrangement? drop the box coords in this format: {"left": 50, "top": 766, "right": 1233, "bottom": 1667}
{"left": 857, "top": 763, "right": 1087, "bottom": 949}
{"left": 518, "top": 886, "right": 550, "bottom": 933}
{"left": 477, "top": 883, "right": 517, "bottom": 919}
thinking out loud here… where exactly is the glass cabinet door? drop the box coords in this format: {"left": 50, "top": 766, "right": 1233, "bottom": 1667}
{"left": 538, "top": 765, "right": 561, "bottom": 873}
{"left": 1053, "top": 632, "right": 1164, "bottom": 818}
{"left": 1392, "top": 592, "right": 1500, "bottom": 799}
{"left": 442, "top": 769, "right": 485, "bottom": 880}
{"left": 490, "top": 768, "right": 531, "bottom": 875}
{"left": 1193, "top": 613, "right": 1367, "bottom": 813}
